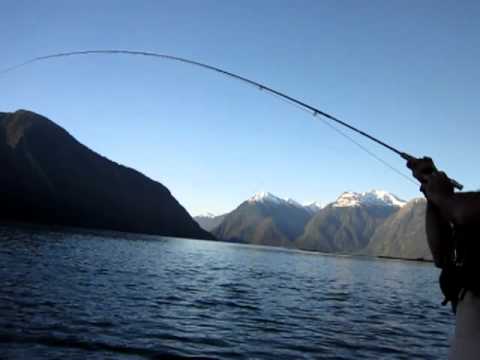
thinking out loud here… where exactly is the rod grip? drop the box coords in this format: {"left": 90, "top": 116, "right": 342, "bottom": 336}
{"left": 449, "top": 179, "right": 464, "bottom": 191}
{"left": 401, "top": 153, "right": 463, "bottom": 191}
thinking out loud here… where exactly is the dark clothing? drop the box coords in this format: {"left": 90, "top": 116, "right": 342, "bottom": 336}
{"left": 440, "top": 224, "right": 480, "bottom": 312}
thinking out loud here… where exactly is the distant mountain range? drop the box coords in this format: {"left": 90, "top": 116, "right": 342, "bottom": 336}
{"left": 1, "top": 109, "right": 431, "bottom": 259}
{"left": 195, "top": 191, "right": 431, "bottom": 260}
{"left": 212, "top": 192, "right": 313, "bottom": 247}
{"left": 0, "top": 110, "right": 213, "bottom": 240}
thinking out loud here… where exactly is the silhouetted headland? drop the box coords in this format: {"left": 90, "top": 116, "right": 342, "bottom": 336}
{"left": 0, "top": 110, "right": 214, "bottom": 240}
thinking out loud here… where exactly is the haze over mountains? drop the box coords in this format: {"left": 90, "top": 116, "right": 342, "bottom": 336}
{"left": 195, "top": 191, "right": 431, "bottom": 260}
{"left": 0, "top": 110, "right": 213, "bottom": 240}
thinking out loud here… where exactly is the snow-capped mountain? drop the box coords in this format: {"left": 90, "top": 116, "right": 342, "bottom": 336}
{"left": 198, "top": 189, "right": 428, "bottom": 260}
{"left": 247, "top": 192, "right": 320, "bottom": 210}
{"left": 247, "top": 191, "right": 284, "bottom": 205}
{"left": 213, "top": 192, "right": 314, "bottom": 246}
{"left": 332, "top": 190, "right": 406, "bottom": 208}
{"left": 298, "top": 192, "right": 402, "bottom": 253}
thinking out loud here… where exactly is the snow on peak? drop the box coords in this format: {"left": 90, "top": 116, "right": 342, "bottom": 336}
{"left": 248, "top": 192, "right": 284, "bottom": 205}
{"left": 332, "top": 190, "right": 406, "bottom": 208}
{"left": 363, "top": 190, "right": 407, "bottom": 207}
{"left": 247, "top": 192, "right": 308, "bottom": 209}
{"left": 194, "top": 212, "right": 217, "bottom": 218}
{"left": 247, "top": 192, "right": 324, "bottom": 212}
{"left": 333, "top": 192, "right": 362, "bottom": 207}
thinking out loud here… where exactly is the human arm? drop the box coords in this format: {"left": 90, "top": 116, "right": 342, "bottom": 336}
{"left": 406, "top": 157, "right": 454, "bottom": 267}
{"left": 425, "top": 201, "right": 453, "bottom": 268}
{"left": 423, "top": 172, "right": 480, "bottom": 226}
{"left": 406, "top": 156, "right": 480, "bottom": 225}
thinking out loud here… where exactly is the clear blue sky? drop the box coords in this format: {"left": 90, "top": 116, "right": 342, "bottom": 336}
{"left": 1, "top": 0, "right": 479, "bottom": 215}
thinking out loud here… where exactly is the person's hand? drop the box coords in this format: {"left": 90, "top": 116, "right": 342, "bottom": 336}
{"left": 423, "top": 172, "right": 454, "bottom": 200}
{"left": 406, "top": 156, "right": 437, "bottom": 184}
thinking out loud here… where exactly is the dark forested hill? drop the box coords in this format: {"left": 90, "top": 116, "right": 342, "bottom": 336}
{"left": 0, "top": 110, "right": 213, "bottom": 240}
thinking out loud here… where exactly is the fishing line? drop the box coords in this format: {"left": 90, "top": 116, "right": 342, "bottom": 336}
{"left": 0, "top": 49, "right": 462, "bottom": 189}
{"left": 266, "top": 90, "right": 418, "bottom": 186}
{"left": 0, "top": 51, "right": 404, "bottom": 152}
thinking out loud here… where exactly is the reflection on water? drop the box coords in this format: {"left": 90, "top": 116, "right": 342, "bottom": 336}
{"left": 0, "top": 227, "right": 453, "bottom": 359}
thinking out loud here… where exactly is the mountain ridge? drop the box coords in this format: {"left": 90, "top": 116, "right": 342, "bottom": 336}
{"left": 0, "top": 110, "right": 214, "bottom": 240}
{"left": 365, "top": 198, "right": 431, "bottom": 260}
{"left": 212, "top": 193, "right": 312, "bottom": 247}
{"left": 331, "top": 190, "right": 407, "bottom": 208}
{"left": 205, "top": 190, "right": 428, "bottom": 259}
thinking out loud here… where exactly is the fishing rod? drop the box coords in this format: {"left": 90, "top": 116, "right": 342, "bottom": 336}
{"left": 0, "top": 49, "right": 463, "bottom": 190}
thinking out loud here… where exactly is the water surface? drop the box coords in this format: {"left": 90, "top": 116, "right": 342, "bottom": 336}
{"left": 0, "top": 227, "right": 454, "bottom": 359}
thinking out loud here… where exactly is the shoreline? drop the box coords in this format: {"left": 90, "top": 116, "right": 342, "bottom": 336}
{"left": 0, "top": 221, "right": 433, "bottom": 264}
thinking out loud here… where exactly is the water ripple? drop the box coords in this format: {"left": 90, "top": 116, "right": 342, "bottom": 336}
{"left": 0, "top": 227, "right": 454, "bottom": 359}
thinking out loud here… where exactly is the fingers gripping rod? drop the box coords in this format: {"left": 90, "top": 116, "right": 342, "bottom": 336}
{"left": 400, "top": 153, "right": 463, "bottom": 190}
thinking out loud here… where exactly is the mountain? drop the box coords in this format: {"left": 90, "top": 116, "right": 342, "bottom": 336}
{"left": 303, "top": 201, "right": 322, "bottom": 214}
{"left": 365, "top": 198, "right": 432, "bottom": 260}
{"left": 295, "top": 191, "right": 404, "bottom": 253}
{"left": 0, "top": 110, "right": 213, "bottom": 240}
{"left": 331, "top": 190, "right": 406, "bottom": 208}
{"left": 212, "top": 192, "right": 313, "bottom": 247}
{"left": 194, "top": 212, "right": 227, "bottom": 232}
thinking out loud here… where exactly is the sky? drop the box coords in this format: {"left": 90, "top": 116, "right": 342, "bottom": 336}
{"left": 1, "top": 0, "right": 479, "bottom": 215}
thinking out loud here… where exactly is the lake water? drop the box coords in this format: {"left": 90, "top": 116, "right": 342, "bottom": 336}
{"left": 0, "top": 226, "right": 454, "bottom": 359}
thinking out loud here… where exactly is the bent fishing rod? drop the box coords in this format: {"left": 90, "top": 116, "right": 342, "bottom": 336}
{"left": 0, "top": 49, "right": 463, "bottom": 190}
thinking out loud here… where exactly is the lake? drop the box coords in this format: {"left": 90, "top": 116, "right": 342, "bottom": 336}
{"left": 0, "top": 226, "right": 454, "bottom": 359}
